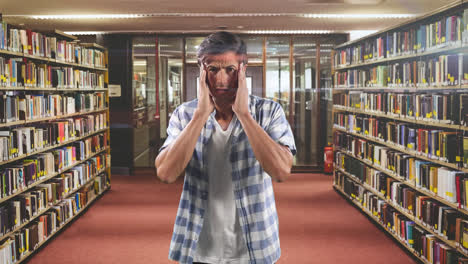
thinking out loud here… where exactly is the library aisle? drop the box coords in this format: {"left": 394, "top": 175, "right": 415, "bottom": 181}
{"left": 27, "top": 172, "right": 416, "bottom": 264}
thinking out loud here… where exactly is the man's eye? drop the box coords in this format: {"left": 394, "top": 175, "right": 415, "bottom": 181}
{"left": 226, "top": 67, "right": 235, "bottom": 73}
{"left": 208, "top": 67, "right": 218, "bottom": 72}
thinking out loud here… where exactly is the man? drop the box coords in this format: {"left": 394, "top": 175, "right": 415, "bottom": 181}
{"left": 155, "top": 31, "right": 296, "bottom": 264}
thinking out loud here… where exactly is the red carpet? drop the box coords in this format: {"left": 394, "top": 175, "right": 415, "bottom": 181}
{"left": 29, "top": 173, "right": 417, "bottom": 264}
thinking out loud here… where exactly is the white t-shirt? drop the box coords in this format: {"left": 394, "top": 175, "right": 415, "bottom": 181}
{"left": 193, "top": 115, "right": 250, "bottom": 264}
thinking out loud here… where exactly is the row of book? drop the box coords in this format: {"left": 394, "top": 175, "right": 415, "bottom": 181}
{"left": 334, "top": 54, "right": 468, "bottom": 88}
{"left": 337, "top": 153, "right": 468, "bottom": 218}
{"left": 334, "top": 132, "right": 468, "bottom": 208}
{"left": 333, "top": 92, "right": 468, "bottom": 125}
{"left": 334, "top": 9, "right": 468, "bottom": 67}
{"left": 0, "top": 156, "right": 108, "bottom": 236}
{"left": 334, "top": 113, "right": 467, "bottom": 164}
{"left": 0, "top": 22, "right": 105, "bottom": 68}
{"left": 0, "top": 134, "right": 108, "bottom": 199}
{"left": 0, "top": 57, "right": 105, "bottom": 89}
{"left": 335, "top": 175, "right": 465, "bottom": 263}
{"left": 0, "top": 173, "right": 108, "bottom": 264}
{"left": 0, "top": 91, "right": 106, "bottom": 123}
{"left": 335, "top": 173, "right": 467, "bottom": 263}
{"left": 336, "top": 158, "right": 462, "bottom": 243}
{"left": 0, "top": 113, "right": 107, "bottom": 162}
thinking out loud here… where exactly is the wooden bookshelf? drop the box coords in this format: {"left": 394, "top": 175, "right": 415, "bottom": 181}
{"left": 0, "top": 49, "right": 107, "bottom": 72}
{"left": 17, "top": 186, "right": 109, "bottom": 264}
{"left": 333, "top": 126, "right": 462, "bottom": 171}
{"left": 335, "top": 44, "right": 468, "bottom": 70}
{"left": 332, "top": 1, "right": 468, "bottom": 261}
{"left": 333, "top": 184, "right": 431, "bottom": 264}
{"left": 335, "top": 167, "right": 468, "bottom": 257}
{"left": 333, "top": 105, "right": 467, "bottom": 131}
{"left": 0, "top": 26, "right": 111, "bottom": 261}
{"left": 0, "top": 108, "right": 108, "bottom": 128}
{"left": 0, "top": 166, "right": 107, "bottom": 243}
{"left": 0, "top": 128, "right": 109, "bottom": 166}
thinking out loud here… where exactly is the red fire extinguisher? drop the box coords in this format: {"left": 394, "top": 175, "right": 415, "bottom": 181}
{"left": 324, "top": 143, "right": 334, "bottom": 174}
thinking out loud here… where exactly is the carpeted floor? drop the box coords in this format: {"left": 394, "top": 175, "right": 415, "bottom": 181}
{"left": 28, "top": 173, "right": 417, "bottom": 264}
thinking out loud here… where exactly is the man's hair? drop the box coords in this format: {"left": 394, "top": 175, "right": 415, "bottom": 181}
{"left": 197, "top": 31, "right": 247, "bottom": 65}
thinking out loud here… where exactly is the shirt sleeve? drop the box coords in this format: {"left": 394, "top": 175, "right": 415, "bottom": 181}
{"left": 159, "top": 107, "right": 183, "bottom": 153}
{"left": 266, "top": 102, "right": 297, "bottom": 156}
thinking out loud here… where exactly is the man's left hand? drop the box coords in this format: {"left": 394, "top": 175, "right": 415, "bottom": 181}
{"left": 232, "top": 63, "right": 249, "bottom": 116}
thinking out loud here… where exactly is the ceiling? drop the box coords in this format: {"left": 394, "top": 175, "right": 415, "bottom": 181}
{"left": 0, "top": 0, "right": 460, "bottom": 34}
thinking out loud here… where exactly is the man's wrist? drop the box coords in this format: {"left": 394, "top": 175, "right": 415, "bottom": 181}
{"left": 193, "top": 109, "right": 211, "bottom": 123}
{"left": 236, "top": 110, "right": 253, "bottom": 123}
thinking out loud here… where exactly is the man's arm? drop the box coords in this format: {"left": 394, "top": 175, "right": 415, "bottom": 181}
{"left": 237, "top": 112, "right": 293, "bottom": 182}
{"left": 155, "top": 67, "right": 214, "bottom": 183}
{"left": 155, "top": 111, "right": 209, "bottom": 183}
{"left": 233, "top": 63, "right": 293, "bottom": 182}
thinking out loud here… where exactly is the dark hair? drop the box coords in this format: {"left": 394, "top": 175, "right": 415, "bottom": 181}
{"left": 197, "top": 31, "right": 247, "bottom": 65}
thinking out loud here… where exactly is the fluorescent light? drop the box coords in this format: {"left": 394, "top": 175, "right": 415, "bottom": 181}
{"left": 64, "top": 31, "right": 103, "bottom": 35}
{"left": 248, "top": 30, "right": 332, "bottom": 34}
{"left": 301, "top": 14, "right": 415, "bottom": 19}
{"left": 21, "top": 13, "right": 416, "bottom": 20}
{"left": 32, "top": 14, "right": 149, "bottom": 19}
{"left": 348, "top": 30, "right": 379, "bottom": 40}
{"left": 133, "top": 61, "right": 147, "bottom": 66}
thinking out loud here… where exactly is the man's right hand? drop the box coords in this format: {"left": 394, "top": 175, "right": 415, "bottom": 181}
{"left": 196, "top": 66, "right": 215, "bottom": 118}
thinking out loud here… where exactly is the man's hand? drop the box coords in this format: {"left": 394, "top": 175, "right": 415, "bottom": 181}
{"left": 196, "top": 66, "right": 214, "bottom": 118}
{"left": 232, "top": 63, "right": 249, "bottom": 117}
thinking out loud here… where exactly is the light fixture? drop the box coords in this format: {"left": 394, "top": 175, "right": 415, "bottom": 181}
{"left": 64, "top": 31, "right": 104, "bottom": 35}
{"left": 17, "top": 13, "right": 415, "bottom": 20}
{"left": 248, "top": 30, "right": 332, "bottom": 34}
{"left": 301, "top": 14, "right": 414, "bottom": 19}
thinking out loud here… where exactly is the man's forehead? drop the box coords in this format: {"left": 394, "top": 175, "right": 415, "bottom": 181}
{"left": 204, "top": 52, "right": 242, "bottom": 65}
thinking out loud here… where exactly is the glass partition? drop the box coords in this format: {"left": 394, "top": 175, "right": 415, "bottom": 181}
{"left": 266, "top": 36, "right": 290, "bottom": 117}
{"left": 292, "top": 36, "right": 317, "bottom": 166}
{"left": 240, "top": 35, "right": 263, "bottom": 64}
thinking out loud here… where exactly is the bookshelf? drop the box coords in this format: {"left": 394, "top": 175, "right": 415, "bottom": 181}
{"left": 332, "top": 1, "right": 468, "bottom": 262}
{"left": 0, "top": 21, "right": 111, "bottom": 262}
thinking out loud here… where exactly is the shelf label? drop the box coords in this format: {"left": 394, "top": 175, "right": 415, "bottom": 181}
{"left": 434, "top": 188, "right": 438, "bottom": 193}
{"left": 407, "top": 143, "right": 414, "bottom": 149}
{"left": 436, "top": 150, "right": 440, "bottom": 156}
{"left": 465, "top": 73, "right": 468, "bottom": 80}
{"left": 456, "top": 156, "right": 461, "bottom": 162}
{"left": 381, "top": 190, "right": 386, "bottom": 195}
{"left": 365, "top": 130, "right": 369, "bottom": 135}
{"left": 409, "top": 239, "right": 414, "bottom": 244}
{"left": 408, "top": 205, "right": 412, "bottom": 210}
{"left": 447, "top": 192, "right": 453, "bottom": 197}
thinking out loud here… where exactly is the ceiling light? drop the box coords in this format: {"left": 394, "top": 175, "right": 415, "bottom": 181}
{"left": 248, "top": 30, "right": 332, "bottom": 34}
{"left": 16, "top": 12, "right": 416, "bottom": 20}
{"left": 300, "top": 14, "right": 414, "bottom": 19}
{"left": 349, "top": 30, "right": 379, "bottom": 40}
{"left": 31, "top": 14, "right": 148, "bottom": 19}
{"left": 64, "top": 31, "right": 104, "bottom": 35}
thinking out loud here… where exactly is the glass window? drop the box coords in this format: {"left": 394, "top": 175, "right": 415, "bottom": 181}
{"left": 292, "top": 36, "right": 317, "bottom": 166}
{"left": 266, "top": 36, "right": 290, "bottom": 116}
{"left": 132, "top": 36, "right": 156, "bottom": 111}
{"left": 240, "top": 35, "right": 263, "bottom": 64}
{"left": 185, "top": 37, "right": 205, "bottom": 64}
{"left": 159, "top": 37, "right": 183, "bottom": 119}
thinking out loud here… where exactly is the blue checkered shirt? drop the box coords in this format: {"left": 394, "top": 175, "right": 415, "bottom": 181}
{"left": 160, "top": 95, "right": 296, "bottom": 264}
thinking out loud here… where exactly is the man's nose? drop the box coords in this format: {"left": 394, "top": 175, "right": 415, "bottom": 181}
{"left": 215, "top": 70, "right": 229, "bottom": 86}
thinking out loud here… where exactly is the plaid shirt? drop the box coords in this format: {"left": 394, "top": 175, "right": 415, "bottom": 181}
{"left": 160, "top": 95, "right": 296, "bottom": 264}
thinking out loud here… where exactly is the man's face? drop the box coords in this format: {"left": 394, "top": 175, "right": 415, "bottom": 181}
{"left": 202, "top": 51, "right": 242, "bottom": 107}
